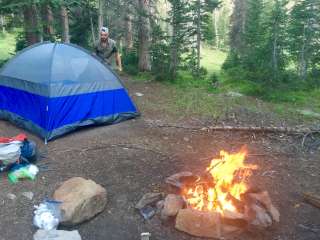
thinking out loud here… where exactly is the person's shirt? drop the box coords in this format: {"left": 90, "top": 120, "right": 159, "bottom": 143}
{"left": 95, "top": 38, "right": 118, "bottom": 65}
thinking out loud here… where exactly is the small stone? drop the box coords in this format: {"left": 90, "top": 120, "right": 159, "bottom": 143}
{"left": 135, "top": 92, "right": 144, "bottom": 97}
{"left": 140, "top": 232, "right": 151, "bottom": 240}
{"left": 22, "top": 192, "right": 34, "bottom": 200}
{"left": 175, "top": 208, "right": 222, "bottom": 238}
{"left": 33, "top": 230, "right": 81, "bottom": 240}
{"left": 161, "top": 194, "right": 185, "bottom": 219}
{"left": 183, "top": 137, "right": 189, "bottom": 142}
{"left": 7, "top": 193, "right": 16, "bottom": 200}
{"left": 53, "top": 177, "right": 107, "bottom": 226}
{"left": 135, "top": 193, "right": 163, "bottom": 210}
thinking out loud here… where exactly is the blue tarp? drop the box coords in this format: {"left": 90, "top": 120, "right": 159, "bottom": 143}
{"left": 0, "top": 42, "right": 139, "bottom": 141}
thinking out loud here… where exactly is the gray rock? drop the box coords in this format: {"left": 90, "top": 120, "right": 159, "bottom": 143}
{"left": 161, "top": 194, "right": 185, "bottom": 219}
{"left": 135, "top": 193, "right": 163, "bottom": 210}
{"left": 53, "top": 177, "right": 107, "bottom": 226}
{"left": 33, "top": 230, "right": 81, "bottom": 240}
{"left": 6, "top": 193, "right": 16, "bottom": 200}
{"left": 22, "top": 191, "right": 34, "bottom": 200}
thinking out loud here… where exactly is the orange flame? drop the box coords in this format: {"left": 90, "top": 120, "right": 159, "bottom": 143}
{"left": 183, "top": 147, "right": 257, "bottom": 214}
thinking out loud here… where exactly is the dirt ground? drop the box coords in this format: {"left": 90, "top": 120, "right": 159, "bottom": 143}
{"left": 0, "top": 79, "right": 319, "bottom": 240}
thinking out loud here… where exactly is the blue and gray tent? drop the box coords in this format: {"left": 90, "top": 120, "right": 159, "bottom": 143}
{"left": 0, "top": 42, "right": 139, "bottom": 141}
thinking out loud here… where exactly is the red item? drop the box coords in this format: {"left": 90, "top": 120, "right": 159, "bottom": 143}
{"left": 0, "top": 134, "right": 27, "bottom": 143}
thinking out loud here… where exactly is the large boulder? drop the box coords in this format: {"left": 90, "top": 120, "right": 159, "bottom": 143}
{"left": 53, "top": 177, "right": 107, "bottom": 226}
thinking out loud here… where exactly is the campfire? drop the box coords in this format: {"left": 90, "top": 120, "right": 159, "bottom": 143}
{"left": 136, "top": 147, "right": 280, "bottom": 239}
{"left": 182, "top": 147, "right": 257, "bottom": 214}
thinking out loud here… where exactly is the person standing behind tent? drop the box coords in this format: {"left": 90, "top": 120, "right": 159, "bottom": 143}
{"left": 95, "top": 27, "right": 122, "bottom": 71}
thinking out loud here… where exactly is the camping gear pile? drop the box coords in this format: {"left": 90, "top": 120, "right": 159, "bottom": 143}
{"left": 0, "top": 133, "right": 39, "bottom": 183}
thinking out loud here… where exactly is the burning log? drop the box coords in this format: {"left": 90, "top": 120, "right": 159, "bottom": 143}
{"left": 226, "top": 193, "right": 245, "bottom": 213}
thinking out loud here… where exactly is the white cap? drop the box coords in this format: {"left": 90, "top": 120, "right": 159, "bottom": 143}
{"left": 100, "top": 27, "right": 109, "bottom": 33}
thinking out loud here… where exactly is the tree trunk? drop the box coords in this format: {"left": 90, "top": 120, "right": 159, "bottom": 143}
{"left": 23, "top": 4, "right": 41, "bottom": 46}
{"left": 138, "top": 0, "right": 151, "bottom": 71}
{"left": 60, "top": 5, "right": 70, "bottom": 43}
{"left": 272, "top": 25, "right": 278, "bottom": 79}
{"left": 98, "top": 0, "right": 104, "bottom": 31}
{"left": 229, "top": 0, "right": 247, "bottom": 54}
{"left": 41, "top": 3, "right": 54, "bottom": 41}
{"left": 213, "top": 9, "right": 219, "bottom": 48}
{"left": 124, "top": 13, "right": 133, "bottom": 51}
{"left": 90, "top": 14, "right": 97, "bottom": 45}
{"left": 169, "top": 40, "right": 178, "bottom": 78}
{"left": 298, "top": 25, "right": 307, "bottom": 80}
{"left": 196, "top": 0, "right": 201, "bottom": 71}
{"left": 169, "top": 2, "right": 178, "bottom": 78}
{"left": 0, "top": 15, "right": 5, "bottom": 33}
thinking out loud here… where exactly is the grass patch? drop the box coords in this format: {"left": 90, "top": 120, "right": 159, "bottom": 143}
{"left": 201, "top": 46, "right": 227, "bottom": 74}
{"left": 132, "top": 72, "right": 154, "bottom": 82}
{"left": 0, "top": 31, "right": 16, "bottom": 65}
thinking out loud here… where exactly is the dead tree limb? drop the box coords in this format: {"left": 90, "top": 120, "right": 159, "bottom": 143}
{"left": 147, "top": 122, "right": 318, "bottom": 135}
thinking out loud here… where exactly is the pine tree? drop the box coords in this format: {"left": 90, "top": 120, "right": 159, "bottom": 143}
{"left": 188, "top": 0, "right": 219, "bottom": 73}
{"left": 288, "top": 0, "right": 320, "bottom": 80}
{"left": 242, "top": 0, "right": 265, "bottom": 72}
{"left": 167, "top": 0, "right": 191, "bottom": 78}
{"left": 267, "top": 0, "right": 288, "bottom": 80}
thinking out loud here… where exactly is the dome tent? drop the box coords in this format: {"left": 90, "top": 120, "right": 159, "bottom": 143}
{"left": 0, "top": 42, "right": 139, "bottom": 141}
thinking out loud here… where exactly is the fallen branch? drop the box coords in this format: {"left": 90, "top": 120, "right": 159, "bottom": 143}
{"left": 54, "top": 143, "right": 174, "bottom": 160}
{"left": 148, "top": 122, "right": 316, "bottom": 134}
{"left": 303, "top": 192, "right": 320, "bottom": 209}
